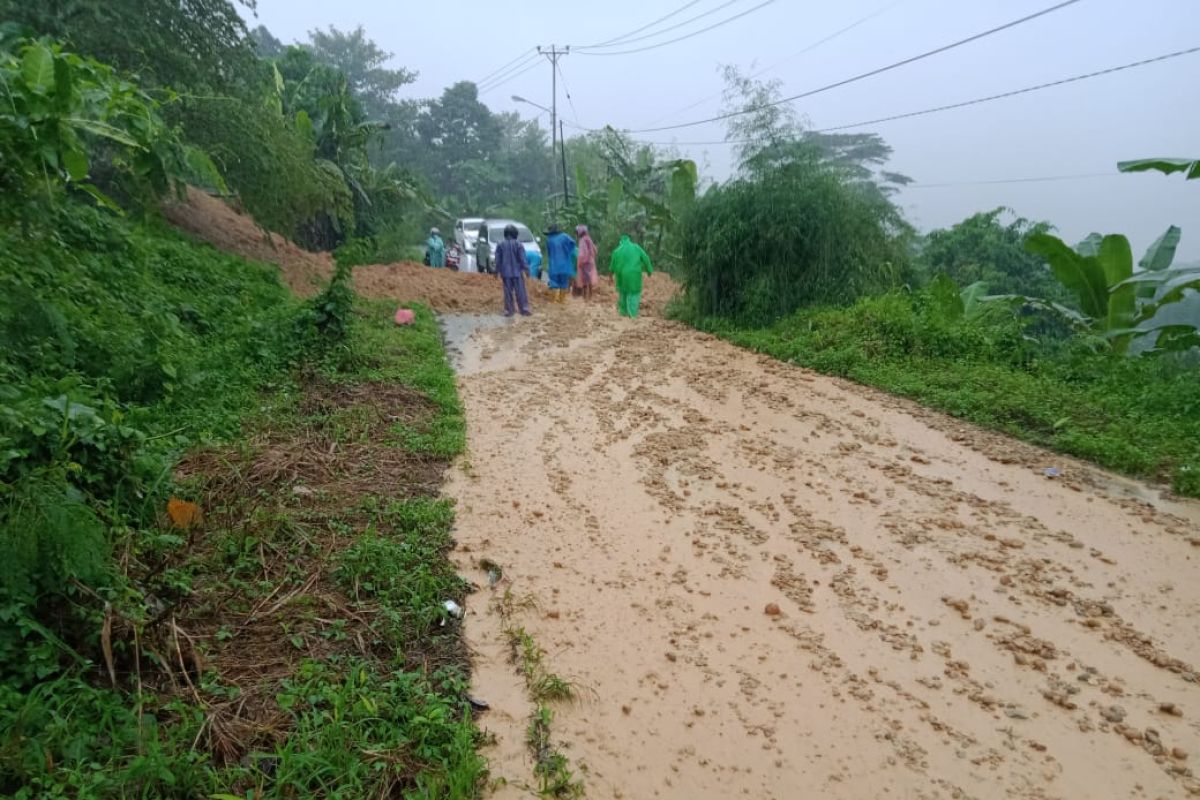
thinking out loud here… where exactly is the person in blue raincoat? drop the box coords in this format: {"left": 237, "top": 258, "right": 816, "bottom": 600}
{"left": 543, "top": 224, "right": 576, "bottom": 303}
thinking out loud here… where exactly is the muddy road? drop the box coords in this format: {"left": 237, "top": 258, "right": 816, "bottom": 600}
{"left": 445, "top": 302, "right": 1200, "bottom": 800}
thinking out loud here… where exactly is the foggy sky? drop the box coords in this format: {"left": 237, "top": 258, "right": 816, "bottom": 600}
{"left": 242, "top": 0, "right": 1200, "bottom": 261}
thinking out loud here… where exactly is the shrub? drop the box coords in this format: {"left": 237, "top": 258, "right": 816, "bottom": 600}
{"left": 677, "top": 156, "right": 908, "bottom": 325}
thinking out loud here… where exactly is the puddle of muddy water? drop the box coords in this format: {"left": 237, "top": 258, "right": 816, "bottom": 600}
{"left": 439, "top": 313, "right": 511, "bottom": 373}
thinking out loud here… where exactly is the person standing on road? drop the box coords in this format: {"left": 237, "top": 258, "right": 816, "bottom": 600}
{"left": 475, "top": 224, "right": 491, "bottom": 274}
{"left": 545, "top": 224, "right": 577, "bottom": 303}
{"left": 574, "top": 224, "right": 599, "bottom": 301}
{"left": 426, "top": 227, "right": 447, "bottom": 268}
{"left": 609, "top": 234, "right": 653, "bottom": 318}
{"left": 494, "top": 223, "right": 532, "bottom": 317}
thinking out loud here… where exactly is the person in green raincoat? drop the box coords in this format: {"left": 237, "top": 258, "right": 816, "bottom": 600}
{"left": 609, "top": 234, "right": 653, "bottom": 318}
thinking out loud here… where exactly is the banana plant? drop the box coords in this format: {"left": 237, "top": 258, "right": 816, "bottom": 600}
{"left": 1118, "top": 158, "right": 1200, "bottom": 181}
{"left": 1025, "top": 229, "right": 1200, "bottom": 354}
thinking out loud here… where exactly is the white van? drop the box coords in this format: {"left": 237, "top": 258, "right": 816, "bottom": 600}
{"left": 474, "top": 219, "right": 543, "bottom": 278}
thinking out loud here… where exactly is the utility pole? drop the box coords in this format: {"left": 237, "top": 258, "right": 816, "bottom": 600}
{"left": 559, "top": 120, "right": 569, "bottom": 203}
{"left": 537, "top": 45, "right": 569, "bottom": 205}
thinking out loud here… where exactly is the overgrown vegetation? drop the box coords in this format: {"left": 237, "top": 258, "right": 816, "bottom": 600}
{"left": 677, "top": 153, "right": 908, "bottom": 324}
{"left": 0, "top": 24, "right": 483, "bottom": 793}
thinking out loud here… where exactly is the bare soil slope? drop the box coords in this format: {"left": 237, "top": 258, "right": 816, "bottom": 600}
{"left": 448, "top": 304, "right": 1200, "bottom": 800}
{"left": 162, "top": 188, "right": 333, "bottom": 296}
{"left": 161, "top": 190, "right": 677, "bottom": 313}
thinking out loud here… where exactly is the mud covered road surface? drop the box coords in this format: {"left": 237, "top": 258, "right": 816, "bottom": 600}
{"left": 446, "top": 302, "right": 1200, "bottom": 800}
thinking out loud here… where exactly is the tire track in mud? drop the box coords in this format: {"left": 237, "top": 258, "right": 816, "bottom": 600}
{"left": 447, "top": 306, "right": 1200, "bottom": 799}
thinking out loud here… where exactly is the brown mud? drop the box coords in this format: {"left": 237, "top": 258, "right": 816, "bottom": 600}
{"left": 447, "top": 302, "right": 1200, "bottom": 800}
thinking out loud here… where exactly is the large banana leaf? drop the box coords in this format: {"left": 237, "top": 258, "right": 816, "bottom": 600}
{"left": 1139, "top": 225, "right": 1181, "bottom": 272}
{"left": 1076, "top": 233, "right": 1102, "bottom": 258}
{"left": 1026, "top": 233, "right": 1109, "bottom": 319}
{"left": 1118, "top": 158, "right": 1200, "bottom": 181}
{"left": 1098, "top": 234, "right": 1135, "bottom": 353}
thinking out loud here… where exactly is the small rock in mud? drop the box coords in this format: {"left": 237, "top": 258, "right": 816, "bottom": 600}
{"left": 666, "top": 651, "right": 678, "bottom": 662}
{"left": 621, "top": 704, "right": 632, "bottom": 715}
{"left": 764, "top": 603, "right": 782, "bottom": 617}
{"left": 1174, "top": 748, "right": 1190, "bottom": 761}
{"left": 1160, "top": 702, "right": 1184, "bottom": 717}
{"left": 1101, "top": 705, "right": 1126, "bottom": 724}
{"left": 546, "top": 610, "right": 561, "bottom": 619}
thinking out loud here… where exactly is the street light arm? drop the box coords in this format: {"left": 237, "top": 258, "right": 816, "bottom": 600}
{"left": 512, "top": 94, "right": 552, "bottom": 114}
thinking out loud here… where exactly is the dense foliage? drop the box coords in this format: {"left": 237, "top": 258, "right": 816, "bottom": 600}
{"left": 0, "top": 20, "right": 482, "bottom": 795}
{"left": 0, "top": 36, "right": 200, "bottom": 214}
{"left": 677, "top": 154, "right": 908, "bottom": 324}
{"left": 916, "top": 208, "right": 1067, "bottom": 300}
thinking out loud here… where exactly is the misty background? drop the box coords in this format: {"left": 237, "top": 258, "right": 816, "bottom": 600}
{"left": 242, "top": 0, "right": 1200, "bottom": 261}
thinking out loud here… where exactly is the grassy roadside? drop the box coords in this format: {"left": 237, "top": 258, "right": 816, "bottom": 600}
{"left": 3, "top": 294, "right": 485, "bottom": 797}
{"left": 677, "top": 290, "right": 1200, "bottom": 498}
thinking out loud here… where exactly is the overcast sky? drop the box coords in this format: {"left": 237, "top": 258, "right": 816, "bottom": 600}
{"left": 243, "top": 0, "right": 1200, "bottom": 261}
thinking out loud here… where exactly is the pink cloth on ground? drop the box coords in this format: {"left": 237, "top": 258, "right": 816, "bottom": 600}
{"left": 394, "top": 308, "right": 415, "bottom": 325}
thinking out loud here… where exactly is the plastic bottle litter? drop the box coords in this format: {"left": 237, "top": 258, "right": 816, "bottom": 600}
{"left": 442, "top": 600, "right": 463, "bottom": 619}
{"left": 1043, "top": 467, "right": 1062, "bottom": 478}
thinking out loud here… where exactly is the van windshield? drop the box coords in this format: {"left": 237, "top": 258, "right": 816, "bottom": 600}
{"left": 488, "top": 225, "right": 534, "bottom": 244}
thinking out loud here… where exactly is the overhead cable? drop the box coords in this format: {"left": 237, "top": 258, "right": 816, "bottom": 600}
{"left": 904, "top": 172, "right": 1117, "bottom": 188}
{"left": 576, "top": 0, "right": 778, "bottom": 57}
{"left": 817, "top": 45, "right": 1200, "bottom": 131}
{"left": 477, "top": 52, "right": 542, "bottom": 91}
{"left": 576, "top": 0, "right": 744, "bottom": 51}
{"left": 579, "top": 0, "right": 707, "bottom": 49}
{"left": 626, "top": 0, "right": 1083, "bottom": 132}
{"left": 556, "top": 61, "right": 582, "bottom": 125}
{"left": 475, "top": 48, "right": 536, "bottom": 85}
{"left": 647, "top": 0, "right": 904, "bottom": 125}
{"left": 479, "top": 57, "right": 544, "bottom": 95}
{"left": 619, "top": 44, "right": 1200, "bottom": 144}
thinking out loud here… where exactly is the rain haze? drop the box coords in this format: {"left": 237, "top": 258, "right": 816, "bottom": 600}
{"left": 247, "top": 0, "right": 1199, "bottom": 258}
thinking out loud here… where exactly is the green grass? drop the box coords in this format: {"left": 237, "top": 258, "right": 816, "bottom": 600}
{"left": 0, "top": 197, "right": 485, "bottom": 797}
{"left": 679, "top": 290, "right": 1200, "bottom": 497}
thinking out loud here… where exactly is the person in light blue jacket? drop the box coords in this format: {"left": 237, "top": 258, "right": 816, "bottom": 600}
{"left": 425, "top": 228, "right": 446, "bottom": 268}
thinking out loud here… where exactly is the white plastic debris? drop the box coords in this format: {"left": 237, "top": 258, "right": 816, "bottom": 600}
{"left": 442, "top": 600, "right": 463, "bottom": 619}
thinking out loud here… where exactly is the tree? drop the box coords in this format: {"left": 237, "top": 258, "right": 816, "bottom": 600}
{"left": 416, "top": 82, "right": 502, "bottom": 201}
{"left": 250, "top": 23, "right": 284, "bottom": 58}
{"left": 306, "top": 25, "right": 415, "bottom": 118}
{"left": 720, "top": 65, "right": 911, "bottom": 196}
{"left": 0, "top": 0, "right": 259, "bottom": 93}
{"left": 920, "top": 208, "right": 1066, "bottom": 300}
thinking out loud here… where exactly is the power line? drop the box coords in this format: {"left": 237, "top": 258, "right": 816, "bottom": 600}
{"left": 577, "top": 0, "right": 778, "bottom": 57}
{"left": 627, "top": 0, "right": 1083, "bottom": 132}
{"left": 818, "top": 44, "right": 1200, "bottom": 132}
{"left": 580, "top": 0, "right": 706, "bottom": 49}
{"left": 904, "top": 172, "right": 1117, "bottom": 189}
{"left": 476, "top": 48, "right": 536, "bottom": 85}
{"left": 647, "top": 0, "right": 904, "bottom": 125}
{"left": 556, "top": 61, "right": 582, "bottom": 125}
{"left": 478, "top": 57, "right": 543, "bottom": 94}
{"left": 577, "top": 0, "right": 744, "bottom": 51}
{"left": 477, "top": 52, "right": 542, "bottom": 91}
{"left": 620, "top": 44, "right": 1200, "bottom": 145}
